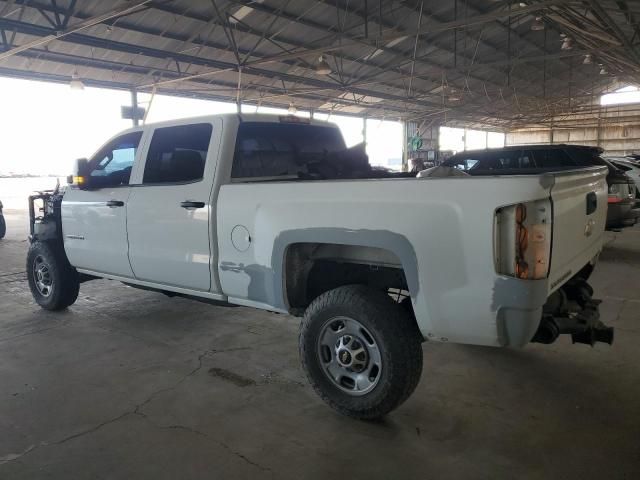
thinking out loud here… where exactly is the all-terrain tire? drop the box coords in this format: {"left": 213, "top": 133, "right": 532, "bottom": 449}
{"left": 26, "top": 241, "right": 80, "bottom": 311}
{"left": 299, "top": 285, "right": 423, "bottom": 420}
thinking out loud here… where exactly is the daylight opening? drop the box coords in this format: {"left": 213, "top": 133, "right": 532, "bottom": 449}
{"left": 601, "top": 86, "right": 640, "bottom": 106}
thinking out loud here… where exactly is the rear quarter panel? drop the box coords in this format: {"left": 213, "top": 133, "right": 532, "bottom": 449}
{"left": 216, "top": 176, "right": 572, "bottom": 346}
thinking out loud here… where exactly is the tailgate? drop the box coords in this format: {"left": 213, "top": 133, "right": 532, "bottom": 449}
{"left": 547, "top": 166, "right": 608, "bottom": 292}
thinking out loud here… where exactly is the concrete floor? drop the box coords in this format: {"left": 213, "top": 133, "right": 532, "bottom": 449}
{"left": 1, "top": 208, "right": 639, "bottom": 480}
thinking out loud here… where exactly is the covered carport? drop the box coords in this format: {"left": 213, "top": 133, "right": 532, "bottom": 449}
{"left": 3, "top": 1, "right": 638, "bottom": 160}
{"left": 1, "top": 1, "right": 639, "bottom": 478}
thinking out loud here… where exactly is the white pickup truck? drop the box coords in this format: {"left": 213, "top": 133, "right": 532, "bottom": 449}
{"left": 27, "top": 114, "right": 613, "bottom": 419}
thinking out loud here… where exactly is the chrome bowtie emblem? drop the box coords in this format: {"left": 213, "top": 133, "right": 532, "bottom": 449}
{"left": 584, "top": 219, "right": 596, "bottom": 237}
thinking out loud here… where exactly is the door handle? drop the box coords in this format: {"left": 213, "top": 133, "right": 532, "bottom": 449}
{"left": 106, "top": 200, "right": 124, "bottom": 207}
{"left": 180, "top": 200, "right": 205, "bottom": 209}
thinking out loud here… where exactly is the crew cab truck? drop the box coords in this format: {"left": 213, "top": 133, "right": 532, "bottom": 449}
{"left": 27, "top": 114, "right": 613, "bottom": 419}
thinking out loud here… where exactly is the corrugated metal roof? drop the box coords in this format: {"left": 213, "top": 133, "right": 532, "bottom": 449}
{"left": 0, "top": 0, "right": 639, "bottom": 128}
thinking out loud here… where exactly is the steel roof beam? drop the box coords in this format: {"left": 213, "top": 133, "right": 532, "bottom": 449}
{"left": 0, "top": 16, "right": 450, "bottom": 111}
{"left": 588, "top": 0, "right": 640, "bottom": 64}
{"left": 0, "top": 0, "right": 150, "bottom": 61}
{"left": 12, "top": 46, "right": 425, "bottom": 117}
{"left": 13, "top": 0, "right": 453, "bottom": 101}
{"left": 231, "top": 0, "right": 548, "bottom": 94}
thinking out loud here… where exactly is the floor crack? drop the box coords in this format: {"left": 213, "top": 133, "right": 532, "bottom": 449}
{"left": 135, "top": 414, "right": 273, "bottom": 474}
{"left": 0, "top": 349, "right": 212, "bottom": 466}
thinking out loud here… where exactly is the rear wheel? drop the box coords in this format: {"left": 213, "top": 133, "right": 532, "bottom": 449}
{"left": 299, "top": 285, "right": 423, "bottom": 419}
{"left": 27, "top": 241, "right": 79, "bottom": 310}
{"left": 0, "top": 214, "right": 5, "bottom": 239}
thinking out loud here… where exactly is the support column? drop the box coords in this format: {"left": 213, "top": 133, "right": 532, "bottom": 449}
{"left": 401, "top": 120, "right": 408, "bottom": 172}
{"left": 362, "top": 116, "right": 367, "bottom": 146}
{"left": 130, "top": 89, "right": 139, "bottom": 127}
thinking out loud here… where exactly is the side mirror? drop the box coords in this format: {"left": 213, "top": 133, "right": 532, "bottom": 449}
{"left": 67, "top": 158, "right": 91, "bottom": 189}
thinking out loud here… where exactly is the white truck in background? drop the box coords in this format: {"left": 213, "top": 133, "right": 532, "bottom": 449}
{"left": 27, "top": 114, "right": 612, "bottom": 419}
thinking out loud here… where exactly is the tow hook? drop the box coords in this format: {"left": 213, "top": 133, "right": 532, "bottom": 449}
{"left": 532, "top": 279, "right": 614, "bottom": 346}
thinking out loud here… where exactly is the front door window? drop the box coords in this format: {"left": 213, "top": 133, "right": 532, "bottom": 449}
{"left": 89, "top": 132, "right": 142, "bottom": 188}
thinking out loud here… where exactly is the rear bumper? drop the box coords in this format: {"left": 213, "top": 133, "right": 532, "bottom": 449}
{"left": 496, "top": 274, "right": 612, "bottom": 347}
{"left": 495, "top": 277, "right": 549, "bottom": 347}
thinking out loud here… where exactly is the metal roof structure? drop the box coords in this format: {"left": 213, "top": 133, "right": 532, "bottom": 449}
{"left": 0, "top": 0, "right": 639, "bottom": 129}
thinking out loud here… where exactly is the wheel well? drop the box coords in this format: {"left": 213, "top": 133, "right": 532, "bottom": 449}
{"left": 284, "top": 243, "right": 410, "bottom": 314}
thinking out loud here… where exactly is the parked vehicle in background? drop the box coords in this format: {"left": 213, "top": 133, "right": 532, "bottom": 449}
{"left": 0, "top": 200, "right": 5, "bottom": 239}
{"left": 605, "top": 157, "right": 640, "bottom": 196}
{"left": 25, "top": 115, "right": 613, "bottom": 419}
{"left": 443, "top": 145, "right": 639, "bottom": 231}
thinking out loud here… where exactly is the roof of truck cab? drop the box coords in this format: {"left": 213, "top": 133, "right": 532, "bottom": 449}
{"left": 134, "top": 113, "right": 338, "bottom": 131}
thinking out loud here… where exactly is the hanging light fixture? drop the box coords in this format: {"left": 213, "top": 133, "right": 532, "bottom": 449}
{"left": 447, "top": 89, "right": 462, "bottom": 102}
{"left": 444, "top": 86, "right": 462, "bottom": 102}
{"left": 560, "top": 36, "right": 573, "bottom": 50}
{"left": 583, "top": 54, "right": 593, "bottom": 65}
{"left": 599, "top": 66, "right": 608, "bottom": 75}
{"left": 530, "top": 17, "right": 544, "bottom": 31}
{"left": 69, "top": 71, "right": 85, "bottom": 90}
{"left": 288, "top": 103, "right": 297, "bottom": 114}
{"left": 316, "top": 55, "right": 332, "bottom": 75}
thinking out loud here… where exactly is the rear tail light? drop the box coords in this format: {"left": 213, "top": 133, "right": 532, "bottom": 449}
{"left": 494, "top": 200, "right": 552, "bottom": 280}
{"left": 608, "top": 182, "right": 633, "bottom": 203}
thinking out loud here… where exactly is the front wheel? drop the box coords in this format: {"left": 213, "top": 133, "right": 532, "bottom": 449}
{"left": 26, "top": 241, "right": 80, "bottom": 311}
{"left": 0, "top": 214, "right": 5, "bottom": 239}
{"left": 299, "top": 285, "right": 423, "bottom": 419}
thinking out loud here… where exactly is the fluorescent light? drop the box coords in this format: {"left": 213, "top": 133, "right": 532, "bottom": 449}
{"left": 367, "top": 36, "right": 408, "bottom": 60}
{"left": 229, "top": 0, "right": 264, "bottom": 24}
{"left": 386, "top": 36, "right": 408, "bottom": 48}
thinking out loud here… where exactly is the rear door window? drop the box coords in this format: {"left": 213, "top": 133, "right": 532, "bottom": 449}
{"left": 232, "top": 122, "right": 346, "bottom": 180}
{"left": 531, "top": 149, "right": 576, "bottom": 168}
{"left": 493, "top": 150, "right": 526, "bottom": 169}
{"left": 446, "top": 155, "right": 484, "bottom": 171}
{"left": 143, "top": 123, "right": 213, "bottom": 184}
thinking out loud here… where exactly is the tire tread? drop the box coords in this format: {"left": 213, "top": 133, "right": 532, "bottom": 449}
{"left": 26, "top": 241, "right": 80, "bottom": 311}
{"left": 299, "top": 285, "right": 423, "bottom": 419}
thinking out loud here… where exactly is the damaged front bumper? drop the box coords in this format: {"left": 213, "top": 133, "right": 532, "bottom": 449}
{"left": 532, "top": 278, "right": 614, "bottom": 346}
